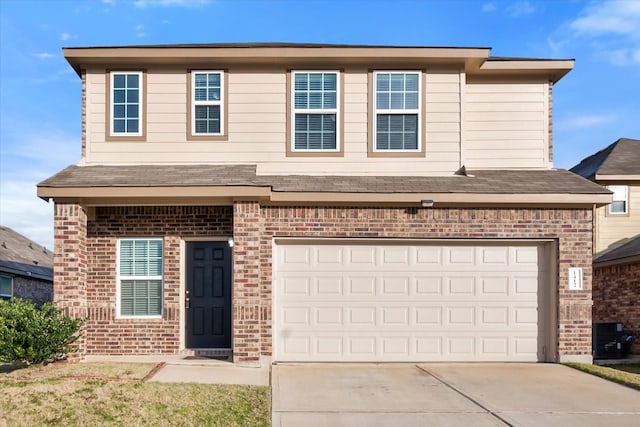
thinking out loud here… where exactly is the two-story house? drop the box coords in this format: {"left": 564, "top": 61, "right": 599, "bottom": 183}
{"left": 571, "top": 137, "right": 640, "bottom": 355}
{"left": 38, "top": 43, "right": 609, "bottom": 365}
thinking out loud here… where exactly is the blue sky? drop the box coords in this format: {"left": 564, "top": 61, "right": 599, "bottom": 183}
{"left": 0, "top": 0, "right": 639, "bottom": 249}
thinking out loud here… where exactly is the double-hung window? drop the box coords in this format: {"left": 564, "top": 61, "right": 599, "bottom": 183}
{"left": 292, "top": 71, "right": 339, "bottom": 151}
{"left": 117, "top": 239, "right": 163, "bottom": 318}
{"left": 192, "top": 71, "right": 224, "bottom": 136}
{"left": 373, "top": 71, "right": 421, "bottom": 152}
{"left": 0, "top": 275, "right": 12, "bottom": 300}
{"left": 608, "top": 185, "right": 628, "bottom": 215}
{"left": 110, "top": 72, "right": 142, "bottom": 136}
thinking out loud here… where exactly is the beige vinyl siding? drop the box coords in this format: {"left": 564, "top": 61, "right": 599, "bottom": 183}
{"left": 84, "top": 68, "right": 551, "bottom": 175}
{"left": 463, "top": 82, "right": 549, "bottom": 169}
{"left": 595, "top": 184, "right": 640, "bottom": 256}
{"left": 84, "top": 68, "right": 465, "bottom": 175}
{"left": 259, "top": 70, "right": 461, "bottom": 175}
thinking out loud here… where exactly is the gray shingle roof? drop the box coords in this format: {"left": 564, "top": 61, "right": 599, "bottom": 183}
{"left": 594, "top": 235, "right": 640, "bottom": 267}
{"left": 0, "top": 226, "right": 53, "bottom": 281}
{"left": 38, "top": 165, "right": 608, "bottom": 195}
{"left": 38, "top": 164, "right": 262, "bottom": 187}
{"left": 570, "top": 138, "right": 640, "bottom": 179}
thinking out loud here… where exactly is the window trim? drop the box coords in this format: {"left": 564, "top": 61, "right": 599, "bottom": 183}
{"left": 187, "top": 70, "right": 228, "bottom": 141}
{"left": 106, "top": 70, "right": 147, "bottom": 141}
{"left": 0, "top": 275, "right": 13, "bottom": 299}
{"left": 368, "top": 70, "right": 426, "bottom": 158}
{"left": 116, "top": 238, "right": 164, "bottom": 319}
{"left": 607, "top": 185, "right": 629, "bottom": 216}
{"left": 286, "top": 70, "right": 344, "bottom": 157}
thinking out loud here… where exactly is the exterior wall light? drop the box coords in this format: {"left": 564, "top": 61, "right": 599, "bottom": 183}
{"left": 227, "top": 236, "right": 234, "bottom": 248}
{"left": 420, "top": 199, "right": 434, "bottom": 207}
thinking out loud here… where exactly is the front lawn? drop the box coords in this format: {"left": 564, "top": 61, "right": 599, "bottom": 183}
{"left": 0, "top": 362, "right": 271, "bottom": 427}
{"left": 564, "top": 362, "right": 640, "bottom": 391}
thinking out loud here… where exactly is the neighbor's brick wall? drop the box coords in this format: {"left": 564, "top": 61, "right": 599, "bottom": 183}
{"left": 260, "top": 207, "right": 594, "bottom": 360}
{"left": 13, "top": 276, "right": 53, "bottom": 306}
{"left": 84, "top": 206, "right": 232, "bottom": 355}
{"left": 593, "top": 262, "right": 640, "bottom": 355}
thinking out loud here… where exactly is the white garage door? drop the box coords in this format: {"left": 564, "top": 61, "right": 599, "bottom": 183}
{"left": 274, "top": 241, "right": 548, "bottom": 362}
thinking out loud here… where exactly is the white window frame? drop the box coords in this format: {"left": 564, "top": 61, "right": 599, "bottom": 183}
{"left": 608, "top": 185, "right": 629, "bottom": 215}
{"left": 0, "top": 275, "right": 13, "bottom": 299}
{"left": 373, "top": 70, "right": 422, "bottom": 152}
{"left": 110, "top": 71, "right": 143, "bottom": 137}
{"left": 291, "top": 70, "right": 340, "bottom": 152}
{"left": 191, "top": 70, "right": 225, "bottom": 136}
{"left": 116, "top": 238, "right": 163, "bottom": 319}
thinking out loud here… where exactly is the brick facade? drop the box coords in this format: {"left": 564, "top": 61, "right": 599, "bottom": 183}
{"left": 54, "top": 202, "right": 88, "bottom": 360}
{"left": 54, "top": 203, "right": 594, "bottom": 363}
{"left": 13, "top": 276, "right": 53, "bottom": 306}
{"left": 593, "top": 262, "right": 640, "bottom": 355}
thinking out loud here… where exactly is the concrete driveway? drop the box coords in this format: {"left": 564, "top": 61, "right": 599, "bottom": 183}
{"left": 272, "top": 363, "right": 640, "bottom": 427}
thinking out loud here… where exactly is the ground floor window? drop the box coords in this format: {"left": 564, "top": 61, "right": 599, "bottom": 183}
{"left": 0, "top": 275, "right": 13, "bottom": 300}
{"left": 117, "top": 238, "right": 163, "bottom": 317}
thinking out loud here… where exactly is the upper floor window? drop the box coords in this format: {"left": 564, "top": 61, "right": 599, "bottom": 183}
{"left": 608, "top": 185, "right": 628, "bottom": 215}
{"left": 0, "top": 275, "right": 12, "bottom": 300}
{"left": 110, "top": 72, "right": 143, "bottom": 136}
{"left": 373, "top": 71, "right": 421, "bottom": 152}
{"left": 292, "top": 71, "right": 340, "bottom": 152}
{"left": 191, "top": 71, "right": 224, "bottom": 136}
{"left": 117, "top": 239, "right": 163, "bottom": 318}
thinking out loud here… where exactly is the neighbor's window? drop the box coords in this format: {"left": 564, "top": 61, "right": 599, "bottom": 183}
{"left": 374, "top": 71, "right": 421, "bottom": 151}
{"left": 110, "top": 72, "right": 143, "bottom": 136}
{"left": 292, "top": 71, "right": 339, "bottom": 151}
{"left": 117, "top": 239, "right": 163, "bottom": 317}
{"left": 0, "top": 275, "right": 12, "bottom": 300}
{"left": 192, "top": 71, "right": 224, "bottom": 135}
{"left": 608, "top": 185, "right": 628, "bottom": 214}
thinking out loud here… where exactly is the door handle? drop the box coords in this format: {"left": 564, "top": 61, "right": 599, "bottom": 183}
{"left": 186, "top": 297, "right": 190, "bottom": 309}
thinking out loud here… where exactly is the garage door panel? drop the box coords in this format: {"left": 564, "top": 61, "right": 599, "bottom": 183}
{"left": 275, "top": 241, "right": 546, "bottom": 362}
{"left": 277, "top": 332, "right": 541, "bottom": 362}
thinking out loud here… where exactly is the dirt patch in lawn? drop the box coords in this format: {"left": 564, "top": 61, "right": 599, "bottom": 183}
{"left": 0, "top": 362, "right": 158, "bottom": 382}
{"left": 0, "top": 363, "right": 271, "bottom": 427}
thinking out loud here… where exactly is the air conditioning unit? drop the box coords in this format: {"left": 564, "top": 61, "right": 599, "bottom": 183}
{"left": 593, "top": 322, "right": 623, "bottom": 359}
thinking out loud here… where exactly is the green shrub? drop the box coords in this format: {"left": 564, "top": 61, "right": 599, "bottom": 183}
{"left": 0, "top": 298, "right": 85, "bottom": 365}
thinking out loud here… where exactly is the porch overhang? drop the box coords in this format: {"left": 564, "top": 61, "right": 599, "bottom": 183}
{"left": 37, "top": 164, "right": 612, "bottom": 209}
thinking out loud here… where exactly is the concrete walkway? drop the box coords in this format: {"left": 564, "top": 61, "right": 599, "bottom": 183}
{"left": 82, "top": 355, "right": 270, "bottom": 386}
{"left": 272, "top": 363, "right": 640, "bottom": 427}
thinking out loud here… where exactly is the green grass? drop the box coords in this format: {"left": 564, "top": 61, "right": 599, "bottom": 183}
{"left": 564, "top": 362, "right": 640, "bottom": 391}
{"left": 0, "top": 362, "right": 271, "bottom": 427}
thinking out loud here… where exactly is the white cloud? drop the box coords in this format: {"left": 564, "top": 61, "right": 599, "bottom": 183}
{"left": 0, "top": 128, "right": 79, "bottom": 250}
{"left": 570, "top": 0, "right": 640, "bottom": 37}
{"left": 134, "top": 0, "right": 210, "bottom": 8}
{"left": 557, "top": 113, "right": 617, "bottom": 130}
{"left": 482, "top": 2, "right": 496, "bottom": 13}
{"left": 554, "top": 0, "right": 640, "bottom": 66}
{"left": 60, "top": 32, "right": 72, "bottom": 41}
{"left": 0, "top": 179, "right": 54, "bottom": 250}
{"left": 135, "top": 24, "right": 148, "bottom": 38}
{"left": 506, "top": 1, "right": 535, "bottom": 17}
{"left": 32, "top": 52, "right": 55, "bottom": 59}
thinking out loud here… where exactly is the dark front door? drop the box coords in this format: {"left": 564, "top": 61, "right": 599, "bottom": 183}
{"left": 186, "top": 241, "right": 232, "bottom": 349}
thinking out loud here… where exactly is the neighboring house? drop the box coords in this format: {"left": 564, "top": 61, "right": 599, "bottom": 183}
{"left": 592, "top": 236, "right": 640, "bottom": 355}
{"left": 37, "top": 43, "right": 610, "bottom": 365}
{"left": 0, "top": 225, "right": 53, "bottom": 305}
{"left": 571, "top": 138, "right": 640, "bottom": 355}
{"left": 570, "top": 138, "right": 640, "bottom": 257}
